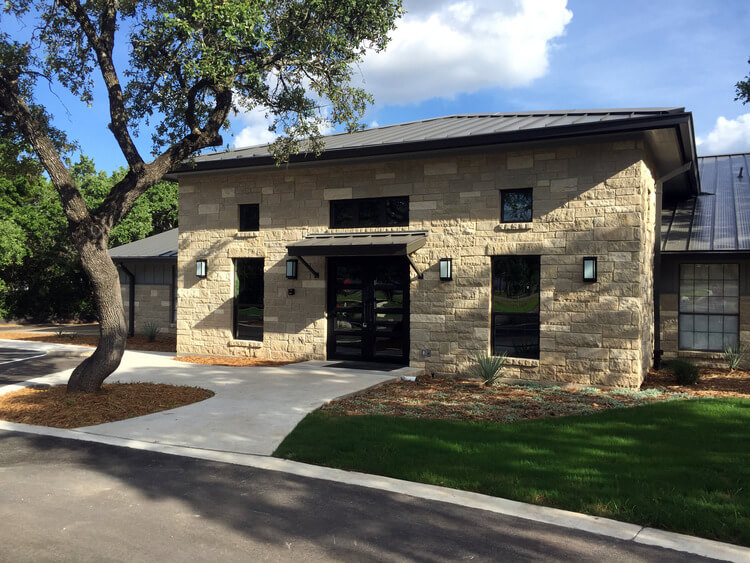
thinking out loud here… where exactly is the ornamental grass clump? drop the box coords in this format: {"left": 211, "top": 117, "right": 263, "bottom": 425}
{"left": 664, "top": 359, "right": 700, "bottom": 385}
{"left": 470, "top": 353, "right": 508, "bottom": 386}
{"left": 723, "top": 344, "right": 747, "bottom": 372}
{"left": 143, "top": 322, "right": 161, "bottom": 343}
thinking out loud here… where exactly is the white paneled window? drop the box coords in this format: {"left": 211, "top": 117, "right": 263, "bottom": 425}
{"left": 678, "top": 264, "right": 739, "bottom": 351}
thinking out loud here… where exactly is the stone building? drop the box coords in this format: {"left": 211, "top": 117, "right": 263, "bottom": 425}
{"left": 110, "top": 108, "right": 749, "bottom": 387}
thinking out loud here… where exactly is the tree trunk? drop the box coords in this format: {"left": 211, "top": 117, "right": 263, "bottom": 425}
{"left": 67, "top": 235, "right": 127, "bottom": 393}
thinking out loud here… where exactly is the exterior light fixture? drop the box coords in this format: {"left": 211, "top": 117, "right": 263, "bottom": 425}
{"left": 583, "top": 257, "right": 597, "bottom": 282}
{"left": 286, "top": 259, "right": 298, "bottom": 280}
{"left": 196, "top": 259, "right": 207, "bottom": 278}
{"left": 439, "top": 258, "right": 453, "bottom": 281}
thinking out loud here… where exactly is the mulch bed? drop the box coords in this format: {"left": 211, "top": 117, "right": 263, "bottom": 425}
{"left": 0, "top": 383, "right": 213, "bottom": 428}
{"left": 321, "top": 376, "right": 690, "bottom": 423}
{"left": 175, "top": 355, "right": 299, "bottom": 367}
{"left": 0, "top": 332, "right": 176, "bottom": 353}
{"left": 643, "top": 367, "right": 750, "bottom": 398}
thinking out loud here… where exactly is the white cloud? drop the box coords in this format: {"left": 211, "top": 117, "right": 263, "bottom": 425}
{"left": 358, "top": 0, "right": 573, "bottom": 105}
{"left": 696, "top": 114, "right": 750, "bottom": 156}
{"left": 233, "top": 106, "right": 277, "bottom": 149}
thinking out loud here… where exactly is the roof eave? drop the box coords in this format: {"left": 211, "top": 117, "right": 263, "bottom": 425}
{"left": 168, "top": 112, "right": 698, "bottom": 179}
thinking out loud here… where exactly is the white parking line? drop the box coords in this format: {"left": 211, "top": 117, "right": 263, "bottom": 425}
{"left": 0, "top": 352, "right": 47, "bottom": 366}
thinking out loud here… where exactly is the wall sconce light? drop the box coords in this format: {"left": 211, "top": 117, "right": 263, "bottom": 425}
{"left": 583, "top": 257, "right": 597, "bottom": 282}
{"left": 286, "top": 259, "right": 298, "bottom": 280}
{"left": 196, "top": 259, "right": 207, "bottom": 278}
{"left": 439, "top": 258, "right": 453, "bottom": 281}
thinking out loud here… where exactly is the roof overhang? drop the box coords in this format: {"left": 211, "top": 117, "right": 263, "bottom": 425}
{"left": 167, "top": 112, "right": 699, "bottom": 197}
{"left": 287, "top": 231, "right": 428, "bottom": 257}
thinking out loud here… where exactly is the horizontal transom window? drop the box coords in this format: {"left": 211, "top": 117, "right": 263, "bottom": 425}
{"left": 330, "top": 196, "right": 408, "bottom": 229}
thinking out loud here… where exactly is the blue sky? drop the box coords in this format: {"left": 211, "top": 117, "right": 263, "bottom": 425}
{"left": 7, "top": 0, "right": 750, "bottom": 173}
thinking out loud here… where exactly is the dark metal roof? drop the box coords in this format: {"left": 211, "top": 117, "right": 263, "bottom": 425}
{"left": 661, "top": 153, "right": 750, "bottom": 253}
{"left": 109, "top": 228, "right": 178, "bottom": 260}
{"left": 287, "top": 231, "right": 428, "bottom": 257}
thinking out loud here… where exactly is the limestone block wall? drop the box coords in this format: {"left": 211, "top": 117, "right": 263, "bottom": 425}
{"left": 177, "top": 137, "right": 658, "bottom": 386}
{"left": 121, "top": 284, "right": 176, "bottom": 336}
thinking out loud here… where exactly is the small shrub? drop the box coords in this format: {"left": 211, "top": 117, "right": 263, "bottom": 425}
{"left": 722, "top": 344, "right": 747, "bottom": 372}
{"left": 664, "top": 359, "right": 700, "bottom": 385}
{"left": 469, "top": 353, "right": 507, "bottom": 386}
{"left": 54, "top": 328, "right": 66, "bottom": 338}
{"left": 143, "top": 322, "right": 161, "bottom": 342}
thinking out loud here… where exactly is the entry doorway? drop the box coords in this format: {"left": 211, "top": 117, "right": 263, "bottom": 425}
{"left": 327, "top": 257, "right": 410, "bottom": 364}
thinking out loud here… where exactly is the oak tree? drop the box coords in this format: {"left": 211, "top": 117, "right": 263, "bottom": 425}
{"left": 0, "top": 0, "right": 402, "bottom": 392}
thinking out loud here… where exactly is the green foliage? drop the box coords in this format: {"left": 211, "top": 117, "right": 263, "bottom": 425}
{"left": 723, "top": 344, "right": 747, "bottom": 372}
{"left": 736, "top": 56, "right": 750, "bottom": 104}
{"left": 664, "top": 358, "right": 701, "bottom": 385}
{"left": 469, "top": 353, "right": 507, "bottom": 386}
{"left": 0, "top": 132, "right": 177, "bottom": 321}
{"left": 143, "top": 321, "right": 161, "bottom": 342}
{"left": 3, "top": 0, "right": 404, "bottom": 160}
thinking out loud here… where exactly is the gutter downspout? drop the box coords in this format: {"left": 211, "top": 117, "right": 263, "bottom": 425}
{"left": 652, "top": 161, "right": 693, "bottom": 370}
{"left": 118, "top": 262, "right": 136, "bottom": 338}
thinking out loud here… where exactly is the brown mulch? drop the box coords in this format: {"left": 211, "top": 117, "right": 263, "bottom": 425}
{"left": 0, "top": 383, "right": 213, "bottom": 428}
{"left": 321, "top": 376, "right": 688, "bottom": 423}
{"left": 643, "top": 367, "right": 750, "bottom": 398}
{"left": 0, "top": 332, "right": 176, "bottom": 353}
{"left": 175, "top": 355, "right": 299, "bottom": 367}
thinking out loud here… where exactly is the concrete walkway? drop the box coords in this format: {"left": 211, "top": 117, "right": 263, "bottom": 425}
{"left": 0, "top": 339, "right": 405, "bottom": 455}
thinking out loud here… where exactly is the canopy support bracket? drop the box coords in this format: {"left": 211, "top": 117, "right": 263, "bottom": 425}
{"left": 406, "top": 255, "right": 424, "bottom": 279}
{"left": 298, "top": 256, "right": 319, "bottom": 279}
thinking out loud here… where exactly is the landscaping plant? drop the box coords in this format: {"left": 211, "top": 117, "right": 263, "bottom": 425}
{"left": 470, "top": 353, "right": 507, "bottom": 386}
{"left": 143, "top": 322, "right": 161, "bottom": 343}
{"left": 664, "top": 358, "right": 701, "bottom": 385}
{"left": 723, "top": 344, "right": 747, "bottom": 372}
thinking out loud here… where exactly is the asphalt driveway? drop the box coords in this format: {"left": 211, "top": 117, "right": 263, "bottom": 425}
{"left": 0, "top": 429, "right": 709, "bottom": 562}
{"left": 0, "top": 345, "right": 89, "bottom": 385}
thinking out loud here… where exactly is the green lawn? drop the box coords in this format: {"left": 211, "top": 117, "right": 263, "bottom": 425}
{"left": 275, "top": 399, "right": 750, "bottom": 546}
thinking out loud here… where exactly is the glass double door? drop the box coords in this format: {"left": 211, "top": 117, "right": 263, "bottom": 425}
{"left": 327, "top": 257, "right": 410, "bottom": 364}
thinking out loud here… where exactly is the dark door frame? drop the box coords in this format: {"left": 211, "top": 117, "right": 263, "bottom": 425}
{"left": 326, "top": 256, "right": 410, "bottom": 365}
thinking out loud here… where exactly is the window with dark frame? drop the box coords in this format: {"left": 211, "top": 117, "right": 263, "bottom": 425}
{"left": 330, "top": 196, "right": 409, "bottom": 229}
{"left": 492, "top": 255, "right": 540, "bottom": 359}
{"left": 234, "top": 258, "right": 264, "bottom": 341}
{"left": 238, "top": 203, "right": 260, "bottom": 232}
{"left": 678, "top": 263, "right": 739, "bottom": 352}
{"left": 501, "top": 188, "right": 533, "bottom": 223}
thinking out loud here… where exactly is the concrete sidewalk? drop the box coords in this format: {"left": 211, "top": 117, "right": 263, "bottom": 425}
{"left": 0, "top": 339, "right": 405, "bottom": 455}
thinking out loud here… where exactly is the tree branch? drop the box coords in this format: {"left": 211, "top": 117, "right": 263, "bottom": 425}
{"left": 58, "top": 0, "right": 144, "bottom": 168}
{"left": 0, "top": 74, "right": 90, "bottom": 230}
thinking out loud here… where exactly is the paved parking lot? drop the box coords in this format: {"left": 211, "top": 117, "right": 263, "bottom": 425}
{"left": 0, "top": 344, "right": 89, "bottom": 385}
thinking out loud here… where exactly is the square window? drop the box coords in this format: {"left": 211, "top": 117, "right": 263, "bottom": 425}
{"left": 239, "top": 203, "right": 259, "bottom": 232}
{"left": 501, "top": 189, "right": 533, "bottom": 223}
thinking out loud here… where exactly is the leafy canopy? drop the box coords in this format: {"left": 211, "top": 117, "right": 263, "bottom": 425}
{"left": 4, "top": 0, "right": 403, "bottom": 160}
{"left": 737, "top": 57, "right": 750, "bottom": 105}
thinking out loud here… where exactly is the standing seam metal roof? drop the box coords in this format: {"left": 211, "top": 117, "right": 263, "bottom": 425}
{"left": 661, "top": 154, "right": 750, "bottom": 252}
{"left": 108, "top": 228, "right": 178, "bottom": 260}
{"left": 191, "top": 108, "right": 686, "bottom": 163}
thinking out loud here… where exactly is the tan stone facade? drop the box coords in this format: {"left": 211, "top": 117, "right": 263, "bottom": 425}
{"left": 177, "top": 137, "right": 658, "bottom": 387}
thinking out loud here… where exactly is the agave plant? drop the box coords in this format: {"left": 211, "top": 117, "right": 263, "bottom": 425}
{"left": 723, "top": 344, "right": 747, "bottom": 372}
{"left": 470, "top": 353, "right": 508, "bottom": 386}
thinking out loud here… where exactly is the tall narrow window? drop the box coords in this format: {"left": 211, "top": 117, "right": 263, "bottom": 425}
{"left": 679, "top": 263, "right": 739, "bottom": 351}
{"left": 501, "top": 188, "right": 533, "bottom": 222}
{"left": 239, "top": 203, "right": 259, "bottom": 232}
{"left": 234, "top": 258, "right": 264, "bottom": 341}
{"left": 492, "top": 255, "right": 540, "bottom": 359}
